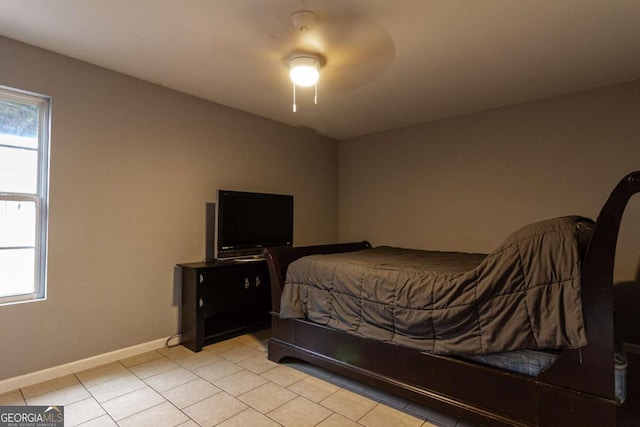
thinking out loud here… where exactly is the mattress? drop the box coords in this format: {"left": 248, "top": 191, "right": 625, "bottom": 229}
{"left": 462, "top": 350, "right": 627, "bottom": 403}
{"left": 281, "top": 216, "right": 593, "bottom": 355}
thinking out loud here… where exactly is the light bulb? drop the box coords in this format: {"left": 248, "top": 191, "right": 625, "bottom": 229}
{"left": 289, "top": 56, "right": 319, "bottom": 87}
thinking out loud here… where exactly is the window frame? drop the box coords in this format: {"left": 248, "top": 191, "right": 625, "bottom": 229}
{"left": 0, "top": 85, "right": 50, "bottom": 305}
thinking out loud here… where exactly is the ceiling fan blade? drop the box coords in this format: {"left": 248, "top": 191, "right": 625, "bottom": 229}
{"left": 224, "top": 1, "right": 395, "bottom": 93}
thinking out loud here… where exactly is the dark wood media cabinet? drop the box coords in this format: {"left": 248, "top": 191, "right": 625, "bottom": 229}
{"left": 178, "top": 258, "right": 271, "bottom": 352}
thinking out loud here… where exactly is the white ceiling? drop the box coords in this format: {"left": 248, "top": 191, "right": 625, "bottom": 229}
{"left": 1, "top": 0, "right": 640, "bottom": 140}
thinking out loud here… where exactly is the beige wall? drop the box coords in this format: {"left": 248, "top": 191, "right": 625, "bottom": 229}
{"left": 0, "top": 37, "right": 338, "bottom": 380}
{"left": 339, "top": 80, "right": 640, "bottom": 284}
{"left": 2, "top": 33, "right": 640, "bottom": 379}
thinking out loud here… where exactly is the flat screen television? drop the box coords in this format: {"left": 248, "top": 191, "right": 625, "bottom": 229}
{"left": 216, "top": 190, "right": 294, "bottom": 258}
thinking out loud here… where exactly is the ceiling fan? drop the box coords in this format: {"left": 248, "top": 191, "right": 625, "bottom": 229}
{"left": 287, "top": 11, "right": 324, "bottom": 112}
{"left": 237, "top": 3, "right": 396, "bottom": 112}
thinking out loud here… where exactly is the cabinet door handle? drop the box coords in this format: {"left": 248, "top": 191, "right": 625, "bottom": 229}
{"left": 244, "top": 278, "right": 250, "bottom": 289}
{"left": 255, "top": 276, "right": 261, "bottom": 286}
{"left": 199, "top": 298, "right": 204, "bottom": 308}
{"left": 199, "top": 274, "right": 204, "bottom": 284}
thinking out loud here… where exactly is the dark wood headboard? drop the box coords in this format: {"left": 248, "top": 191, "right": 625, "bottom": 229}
{"left": 263, "top": 241, "right": 371, "bottom": 312}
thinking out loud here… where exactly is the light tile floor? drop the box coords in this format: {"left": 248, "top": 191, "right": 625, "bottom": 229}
{"left": 0, "top": 329, "right": 475, "bottom": 427}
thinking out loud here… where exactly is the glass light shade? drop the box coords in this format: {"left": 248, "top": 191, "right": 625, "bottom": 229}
{"left": 289, "top": 56, "right": 319, "bottom": 87}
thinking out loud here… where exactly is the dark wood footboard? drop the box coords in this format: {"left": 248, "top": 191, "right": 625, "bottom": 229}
{"left": 263, "top": 171, "right": 640, "bottom": 426}
{"left": 268, "top": 316, "right": 617, "bottom": 426}
{"left": 542, "top": 171, "right": 640, "bottom": 399}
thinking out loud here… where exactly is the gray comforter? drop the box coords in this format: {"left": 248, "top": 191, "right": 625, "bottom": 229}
{"left": 280, "top": 216, "right": 592, "bottom": 355}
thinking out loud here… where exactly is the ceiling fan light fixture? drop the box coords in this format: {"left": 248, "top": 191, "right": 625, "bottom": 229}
{"left": 286, "top": 10, "right": 323, "bottom": 113}
{"left": 289, "top": 55, "right": 319, "bottom": 87}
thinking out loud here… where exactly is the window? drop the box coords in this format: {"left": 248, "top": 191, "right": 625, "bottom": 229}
{"left": 0, "top": 86, "right": 50, "bottom": 305}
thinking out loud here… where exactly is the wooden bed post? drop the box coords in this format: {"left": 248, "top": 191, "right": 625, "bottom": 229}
{"left": 541, "top": 171, "right": 640, "bottom": 399}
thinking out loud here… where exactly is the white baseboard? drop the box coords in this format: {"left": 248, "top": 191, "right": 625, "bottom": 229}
{"left": 0, "top": 335, "right": 180, "bottom": 395}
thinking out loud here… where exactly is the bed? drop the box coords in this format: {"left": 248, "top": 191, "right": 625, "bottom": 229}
{"left": 264, "top": 171, "right": 640, "bottom": 426}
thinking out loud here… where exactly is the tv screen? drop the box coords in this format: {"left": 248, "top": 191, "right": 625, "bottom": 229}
{"left": 217, "top": 190, "right": 293, "bottom": 258}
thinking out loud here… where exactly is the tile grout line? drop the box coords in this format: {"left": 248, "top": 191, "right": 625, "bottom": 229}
{"left": 72, "top": 372, "right": 118, "bottom": 427}
{"left": 355, "top": 401, "right": 382, "bottom": 424}
{"left": 72, "top": 361, "right": 171, "bottom": 426}
{"left": 246, "top": 374, "right": 321, "bottom": 417}
{"left": 15, "top": 331, "right": 459, "bottom": 427}
{"left": 118, "top": 361, "right": 198, "bottom": 427}
{"left": 201, "top": 345, "right": 333, "bottom": 426}
{"left": 154, "top": 342, "right": 278, "bottom": 426}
